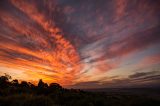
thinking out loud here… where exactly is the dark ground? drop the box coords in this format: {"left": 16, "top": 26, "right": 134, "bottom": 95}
{"left": 0, "top": 75, "right": 160, "bottom": 106}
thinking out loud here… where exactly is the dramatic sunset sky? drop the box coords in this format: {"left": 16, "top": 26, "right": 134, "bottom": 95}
{"left": 0, "top": 0, "right": 160, "bottom": 88}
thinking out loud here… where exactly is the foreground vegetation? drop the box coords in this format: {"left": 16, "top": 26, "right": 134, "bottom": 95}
{"left": 0, "top": 74, "right": 160, "bottom": 106}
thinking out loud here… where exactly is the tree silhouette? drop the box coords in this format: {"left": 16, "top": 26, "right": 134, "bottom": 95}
{"left": 11, "top": 79, "right": 19, "bottom": 87}
{"left": 28, "top": 82, "right": 36, "bottom": 89}
{"left": 0, "top": 74, "right": 11, "bottom": 88}
{"left": 49, "top": 83, "right": 62, "bottom": 90}
{"left": 20, "top": 81, "right": 29, "bottom": 88}
{"left": 38, "top": 79, "right": 48, "bottom": 88}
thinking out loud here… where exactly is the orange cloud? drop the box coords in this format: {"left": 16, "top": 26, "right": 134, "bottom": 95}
{"left": 0, "top": 0, "right": 82, "bottom": 86}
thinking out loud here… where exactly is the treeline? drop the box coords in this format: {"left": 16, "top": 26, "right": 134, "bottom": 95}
{"left": 0, "top": 74, "right": 160, "bottom": 106}
{"left": 0, "top": 74, "right": 65, "bottom": 95}
{"left": 0, "top": 74, "right": 106, "bottom": 106}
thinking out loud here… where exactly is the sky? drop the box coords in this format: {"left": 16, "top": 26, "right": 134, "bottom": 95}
{"left": 0, "top": 0, "right": 160, "bottom": 89}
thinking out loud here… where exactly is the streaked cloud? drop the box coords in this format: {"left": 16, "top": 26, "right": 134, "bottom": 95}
{"left": 0, "top": 0, "right": 160, "bottom": 88}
